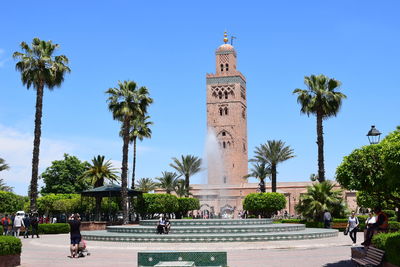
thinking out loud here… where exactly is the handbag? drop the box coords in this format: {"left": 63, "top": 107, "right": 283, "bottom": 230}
{"left": 343, "top": 227, "right": 349, "bottom": 235}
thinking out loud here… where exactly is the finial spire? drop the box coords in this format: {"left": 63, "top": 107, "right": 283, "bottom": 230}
{"left": 223, "top": 32, "right": 228, "bottom": 44}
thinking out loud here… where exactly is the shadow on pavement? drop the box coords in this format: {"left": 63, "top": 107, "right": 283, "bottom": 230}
{"left": 323, "top": 260, "right": 353, "bottom": 267}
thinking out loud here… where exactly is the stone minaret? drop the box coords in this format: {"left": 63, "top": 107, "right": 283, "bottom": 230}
{"left": 206, "top": 32, "right": 248, "bottom": 186}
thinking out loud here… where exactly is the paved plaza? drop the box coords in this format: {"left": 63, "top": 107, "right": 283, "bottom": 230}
{"left": 19, "top": 233, "right": 356, "bottom": 266}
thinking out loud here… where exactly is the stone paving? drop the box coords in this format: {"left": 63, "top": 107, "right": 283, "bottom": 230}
{"left": 19, "top": 233, "right": 357, "bottom": 266}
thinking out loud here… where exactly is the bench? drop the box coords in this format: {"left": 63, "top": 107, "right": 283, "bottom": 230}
{"left": 351, "top": 246, "right": 385, "bottom": 267}
{"left": 138, "top": 251, "right": 227, "bottom": 267}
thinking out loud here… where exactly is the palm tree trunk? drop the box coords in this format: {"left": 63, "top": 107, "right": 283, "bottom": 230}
{"left": 30, "top": 83, "right": 44, "bottom": 212}
{"left": 95, "top": 196, "right": 102, "bottom": 221}
{"left": 121, "top": 117, "right": 130, "bottom": 224}
{"left": 316, "top": 111, "right": 325, "bottom": 182}
{"left": 185, "top": 175, "right": 190, "bottom": 197}
{"left": 271, "top": 164, "right": 277, "bottom": 192}
{"left": 131, "top": 137, "right": 137, "bottom": 189}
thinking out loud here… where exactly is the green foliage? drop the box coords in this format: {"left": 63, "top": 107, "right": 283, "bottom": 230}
{"left": 0, "top": 236, "right": 22, "bottom": 256}
{"left": 37, "top": 194, "right": 81, "bottom": 215}
{"left": 0, "top": 159, "right": 12, "bottom": 192}
{"left": 134, "top": 193, "right": 179, "bottom": 215}
{"left": 0, "top": 191, "right": 25, "bottom": 213}
{"left": 135, "top": 178, "right": 157, "bottom": 193}
{"left": 389, "top": 221, "right": 400, "bottom": 232}
{"left": 81, "top": 155, "right": 119, "bottom": 188}
{"left": 178, "top": 197, "right": 200, "bottom": 216}
{"left": 156, "top": 171, "right": 180, "bottom": 194}
{"left": 243, "top": 192, "right": 286, "bottom": 218}
{"left": 295, "top": 181, "right": 347, "bottom": 221}
{"left": 38, "top": 223, "right": 70, "bottom": 234}
{"left": 245, "top": 162, "right": 271, "bottom": 193}
{"left": 170, "top": 155, "right": 202, "bottom": 197}
{"left": 372, "top": 232, "right": 400, "bottom": 266}
{"left": 41, "top": 154, "right": 90, "bottom": 194}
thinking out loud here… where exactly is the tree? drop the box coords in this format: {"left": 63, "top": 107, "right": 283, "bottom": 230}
{"left": 40, "top": 154, "right": 89, "bottom": 194}
{"left": 295, "top": 181, "right": 346, "bottom": 221}
{"left": 156, "top": 171, "right": 180, "bottom": 194}
{"left": 245, "top": 162, "right": 271, "bottom": 193}
{"left": 336, "top": 127, "right": 400, "bottom": 221}
{"left": 251, "top": 140, "right": 295, "bottom": 192}
{"left": 135, "top": 178, "right": 157, "bottom": 193}
{"left": 81, "top": 155, "right": 119, "bottom": 220}
{"left": 13, "top": 38, "right": 70, "bottom": 212}
{"left": 0, "top": 158, "right": 9, "bottom": 172}
{"left": 170, "top": 155, "right": 202, "bottom": 197}
{"left": 0, "top": 191, "right": 25, "bottom": 213}
{"left": 0, "top": 158, "right": 12, "bottom": 192}
{"left": 243, "top": 192, "right": 286, "bottom": 218}
{"left": 177, "top": 197, "right": 200, "bottom": 218}
{"left": 128, "top": 116, "right": 153, "bottom": 189}
{"left": 134, "top": 193, "right": 179, "bottom": 216}
{"left": 174, "top": 179, "right": 192, "bottom": 197}
{"left": 106, "top": 80, "right": 153, "bottom": 224}
{"left": 293, "top": 74, "right": 346, "bottom": 182}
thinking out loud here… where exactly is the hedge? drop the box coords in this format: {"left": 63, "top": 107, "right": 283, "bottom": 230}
{"left": 0, "top": 236, "right": 22, "bottom": 256}
{"left": 243, "top": 193, "right": 286, "bottom": 218}
{"left": 372, "top": 232, "right": 400, "bottom": 266}
{"left": 38, "top": 223, "right": 70, "bottom": 234}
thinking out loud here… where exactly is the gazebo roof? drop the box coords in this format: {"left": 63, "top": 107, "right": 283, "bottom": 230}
{"left": 81, "top": 184, "right": 142, "bottom": 197}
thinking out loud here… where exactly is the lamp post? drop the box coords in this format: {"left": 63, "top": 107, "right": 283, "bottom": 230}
{"left": 367, "top": 125, "right": 381, "bottom": 144}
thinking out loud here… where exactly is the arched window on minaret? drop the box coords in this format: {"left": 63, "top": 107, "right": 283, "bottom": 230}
{"left": 218, "top": 91, "right": 223, "bottom": 99}
{"left": 224, "top": 91, "right": 228, "bottom": 99}
{"left": 224, "top": 107, "right": 228, "bottom": 115}
{"left": 222, "top": 131, "right": 226, "bottom": 136}
{"left": 223, "top": 176, "right": 227, "bottom": 183}
{"left": 223, "top": 141, "right": 226, "bottom": 148}
{"left": 220, "top": 64, "right": 224, "bottom": 72}
{"left": 219, "top": 108, "right": 223, "bottom": 116}
{"left": 225, "top": 63, "right": 229, "bottom": 71}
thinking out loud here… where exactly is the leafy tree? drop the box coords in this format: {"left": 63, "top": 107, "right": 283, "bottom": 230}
{"left": 295, "top": 181, "right": 346, "bottom": 221}
{"left": 174, "top": 179, "right": 192, "bottom": 197}
{"left": 177, "top": 197, "right": 200, "bottom": 218}
{"left": 37, "top": 193, "right": 80, "bottom": 215}
{"left": 170, "top": 155, "right": 202, "bottom": 197}
{"left": 245, "top": 162, "right": 271, "bottom": 193}
{"left": 0, "top": 191, "right": 25, "bottom": 213}
{"left": 251, "top": 140, "right": 295, "bottom": 192}
{"left": 293, "top": 74, "right": 346, "bottom": 182}
{"left": 336, "top": 127, "right": 400, "bottom": 221}
{"left": 135, "top": 178, "right": 157, "bottom": 193}
{"left": 128, "top": 115, "right": 153, "bottom": 189}
{"left": 156, "top": 171, "right": 180, "bottom": 194}
{"left": 13, "top": 38, "right": 70, "bottom": 212}
{"left": 81, "top": 155, "right": 119, "bottom": 220}
{"left": 134, "top": 193, "right": 179, "bottom": 216}
{"left": 106, "top": 80, "right": 153, "bottom": 224}
{"left": 41, "top": 154, "right": 89, "bottom": 194}
{"left": 243, "top": 192, "right": 286, "bottom": 218}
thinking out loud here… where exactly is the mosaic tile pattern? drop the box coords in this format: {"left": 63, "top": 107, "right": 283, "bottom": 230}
{"left": 139, "top": 219, "right": 272, "bottom": 227}
{"left": 206, "top": 76, "right": 246, "bottom": 87}
{"left": 138, "top": 251, "right": 227, "bottom": 267}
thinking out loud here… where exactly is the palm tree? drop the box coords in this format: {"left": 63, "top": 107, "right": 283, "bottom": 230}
{"left": 0, "top": 158, "right": 10, "bottom": 172}
{"left": 295, "top": 181, "right": 346, "bottom": 221}
{"left": 170, "top": 155, "right": 202, "bottom": 197}
{"left": 106, "top": 80, "right": 153, "bottom": 224}
{"left": 0, "top": 178, "right": 13, "bottom": 192}
{"left": 293, "top": 74, "right": 346, "bottom": 182}
{"left": 174, "top": 179, "right": 187, "bottom": 197}
{"left": 135, "top": 178, "right": 157, "bottom": 193}
{"left": 128, "top": 115, "right": 153, "bottom": 189}
{"left": 252, "top": 140, "right": 295, "bottom": 193}
{"left": 13, "top": 38, "right": 70, "bottom": 212}
{"left": 245, "top": 162, "right": 271, "bottom": 193}
{"left": 156, "top": 171, "right": 180, "bottom": 194}
{"left": 81, "top": 155, "right": 119, "bottom": 220}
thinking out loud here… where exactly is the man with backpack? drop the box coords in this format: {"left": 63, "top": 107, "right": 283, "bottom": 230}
{"left": 1, "top": 214, "right": 10, "bottom": 235}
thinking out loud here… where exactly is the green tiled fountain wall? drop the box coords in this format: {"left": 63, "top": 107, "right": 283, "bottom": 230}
{"left": 138, "top": 251, "right": 227, "bottom": 267}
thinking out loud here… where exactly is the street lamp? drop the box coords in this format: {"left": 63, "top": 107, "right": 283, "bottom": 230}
{"left": 367, "top": 125, "right": 381, "bottom": 144}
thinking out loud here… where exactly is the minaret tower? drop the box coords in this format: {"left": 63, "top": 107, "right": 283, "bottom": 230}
{"left": 206, "top": 32, "right": 248, "bottom": 185}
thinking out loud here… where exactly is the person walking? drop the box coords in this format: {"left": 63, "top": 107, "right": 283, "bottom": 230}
{"left": 1, "top": 214, "right": 10, "bottom": 235}
{"left": 346, "top": 211, "right": 359, "bottom": 246}
{"left": 68, "top": 214, "right": 82, "bottom": 258}
{"left": 30, "top": 213, "right": 40, "bottom": 238}
{"left": 323, "top": 210, "right": 332, "bottom": 229}
{"left": 23, "top": 214, "right": 31, "bottom": 238}
{"left": 13, "top": 214, "right": 25, "bottom": 237}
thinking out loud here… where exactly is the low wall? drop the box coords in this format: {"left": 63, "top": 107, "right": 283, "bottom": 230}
{"left": 0, "top": 254, "right": 20, "bottom": 267}
{"left": 80, "top": 222, "right": 107, "bottom": 231}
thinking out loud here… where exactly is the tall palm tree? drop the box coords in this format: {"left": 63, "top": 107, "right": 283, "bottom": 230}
{"left": 174, "top": 179, "right": 187, "bottom": 197}
{"left": 245, "top": 162, "right": 271, "bottom": 193}
{"left": 295, "top": 181, "right": 346, "bottom": 221}
{"left": 128, "top": 115, "right": 153, "bottom": 189}
{"left": 170, "top": 155, "right": 202, "bottom": 197}
{"left": 81, "top": 155, "right": 119, "bottom": 220}
{"left": 106, "top": 80, "right": 153, "bottom": 224}
{"left": 13, "top": 38, "right": 70, "bottom": 212}
{"left": 252, "top": 140, "right": 295, "bottom": 193}
{"left": 0, "top": 178, "right": 13, "bottom": 192}
{"left": 135, "top": 178, "right": 157, "bottom": 193}
{"left": 156, "top": 171, "right": 180, "bottom": 194}
{"left": 0, "top": 158, "right": 10, "bottom": 172}
{"left": 293, "top": 74, "right": 346, "bottom": 182}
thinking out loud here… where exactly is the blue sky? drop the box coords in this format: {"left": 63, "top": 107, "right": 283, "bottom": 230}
{"left": 1, "top": 1, "right": 399, "bottom": 195}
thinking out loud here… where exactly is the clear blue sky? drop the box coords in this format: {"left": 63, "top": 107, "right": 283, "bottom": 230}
{"left": 1, "top": 1, "right": 399, "bottom": 195}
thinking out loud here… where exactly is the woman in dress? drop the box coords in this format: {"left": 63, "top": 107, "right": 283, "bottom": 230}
{"left": 346, "top": 211, "right": 359, "bottom": 246}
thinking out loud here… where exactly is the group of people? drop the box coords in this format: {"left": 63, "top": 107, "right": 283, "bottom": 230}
{"left": 157, "top": 215, "right": 171, "bottom": 234}
{"left": 1, "top": 213, "right": 40, "bottom": 238}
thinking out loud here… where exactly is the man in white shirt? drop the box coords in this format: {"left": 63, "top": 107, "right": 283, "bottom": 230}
{"left": 13, "top": 215, "right": 25, "bottom": 237}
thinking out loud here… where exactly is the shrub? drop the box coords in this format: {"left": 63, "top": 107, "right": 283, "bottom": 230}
{"left": 372, "top": 232, "right": 400, "bottom": 266}
{"left": 177, "top": 198, "right": 200, "bottom": 217}
{"left": 389, "top": 221, "right": 400, "bottom": 232}
{"left": 281, "top": 219, "right": 302, "bottom": 223}
{"left": 0, "top": 191, "right": 25, "bottom": 213}
{"left": 0, "top": 236, "right": 22, "bottom": 256}
{"left": 38, "top": 223, "right": 70, "bottom": 234}
{"left": 243, "top": 193, "right": 286, "bottom": 218}
{"left": 383, "top": 209, "right": 396, "bottom": 218}
{"left": 134, "top": 193, "right": 179, "bottom": 215}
